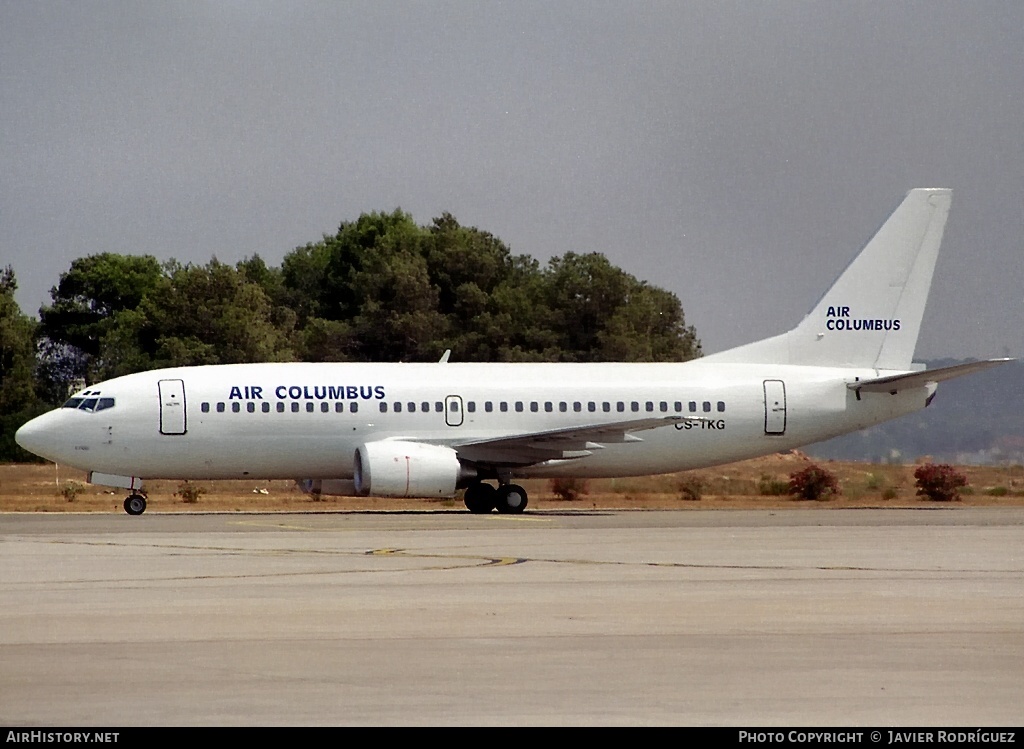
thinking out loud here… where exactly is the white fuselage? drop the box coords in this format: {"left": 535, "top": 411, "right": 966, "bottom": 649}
{"left": 17, "top": 360, "right": 929, "bottom": 483}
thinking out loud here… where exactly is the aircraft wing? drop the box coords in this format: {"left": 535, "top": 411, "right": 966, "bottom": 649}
{"left": 452, "top": 415, "right": 695, "bottom": 466}
{"left": 848, "top": 358, "right": 1015, "bottom": 394}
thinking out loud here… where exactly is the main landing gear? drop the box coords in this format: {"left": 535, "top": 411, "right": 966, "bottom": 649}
{"left": 123, "top": 493, "right": 147, "bottom": 515}
{"left": 463, "top": 481, "right": 528, "bottom": 514}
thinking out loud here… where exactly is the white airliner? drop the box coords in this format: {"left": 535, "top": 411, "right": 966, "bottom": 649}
{"left": 15, "top": 188, "right": 1013, "bottom": 515}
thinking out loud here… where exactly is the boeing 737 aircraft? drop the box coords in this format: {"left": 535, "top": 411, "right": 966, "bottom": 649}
{"left": 15, "top": 188, "right": 1013, "bottom": 514}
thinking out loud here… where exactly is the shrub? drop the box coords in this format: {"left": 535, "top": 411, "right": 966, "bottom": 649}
{"left": 913, "top": 463, "right": 968, "bottom": 502}
{"left": 677, "top": 474, "right": 705, "bottom": 501}
{"left": 788, "top": 464, "right": 840, "bottom": 501}
{"left": 881, "top": 487, "right": 899, "bottom": 501}
{"left": 758, "top": 474, "right": 790, "bottom": 496}
{"left": 175, "top": 481, "right": 205, "bottom": 504}
{"left": 549, "top": 477, "right": 589, "bottom": 501}
{"left": 60, "top": 481, "right": 85, "bottom": 503}
{"left": 986, "top": 486, "right": 1009, "bottom": 497}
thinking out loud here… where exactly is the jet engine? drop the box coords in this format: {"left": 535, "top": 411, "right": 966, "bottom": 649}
{"left": 353, "top": 440, "right": 472, "bottom": 497}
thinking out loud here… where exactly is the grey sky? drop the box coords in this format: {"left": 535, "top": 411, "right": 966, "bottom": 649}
{"left": 3, "top": 1, "right": 1022, "bottom": 360}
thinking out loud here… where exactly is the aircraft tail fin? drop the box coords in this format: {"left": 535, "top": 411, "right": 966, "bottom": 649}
{"left": 703, "top": 188, "right": 952, "bottom": 369}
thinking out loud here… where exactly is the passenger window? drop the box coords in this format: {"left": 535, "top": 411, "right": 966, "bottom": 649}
{"left": 645, "top": 402, "right": 654, "bottom": 412}
{"left": 380, "top": 402, "right": 388, "bottom": 413}
{"left": 718, "top": 401, "right": 725, "bottom": 412}
{"left": 247, "top": 402, "right": 256, "bottom": 413}
{"left": 588, "top": 402, "right": 596, "bottom": 412}
{"left": 659, "top": 402, "right": 668, "bottom": 412}
{"left": 217, "top": 402, "right": 225, "bottom": 413}
{"left": 262, "top": 402, "right": 270, "bottom": 413}
{"left": 335, "top": 402, "right": 344, "bottom": 413}
{"left": 306, "top": 402, "right": 314, "bottom": 413}
{"left": 350, "top": 402, "right": 358, "bottom": 413}
{"left": 231, "top": 402, "right": 240, "bottom": 413}
{"left": 277, "top": 402, "right": 285, "bottom": 413}
{"left": 602, "top": 402, "right": 610, "bottom": 412}
{"left": 674, "top": 402, "right": 682, "bottom": 412}
{"left": 500, "top": 402, "right": 508, "bottom": 412}
{"left": 449, "top": 401, "right": 459, "bottom": 412}
{"left": 422, "top": 402, "right": 430, "bottom": 413}
{"left": 573, "top": 402, "right": 581, "bottom": 412}
{"left": 530, "top": 402, "right": 538, "bottom": 413}
{"left": 616, "top": 402, "right": 625, "bottom": 412}
{"left": 703, "top": 401, "right": 711, "bottom": 412}
{"left": 408, "top": 402, "right": 416, "bottom": 413}
{"left": 631, "top": 402, "right": 639, "bottom": 412}
{"left": 291, "top": 403, "right": 300, "bottom": 413}
{"left": 689, "top": 401, "right": 697, "bottom": 412}
{"left": 321, "top": 402, "right": 329, "bottom": 413}
{"left": 201, "top": 402, "right": 210, "bottom": 413}
{"left": 544, "top": 402, "right": 552, "bottom": 412}
{"left": 515, "top": 402, "right": 523, "bottom": 412}
{"left": 485, "top": 402, "right": 493, "bottom": 413}
{"left": 467, "top": 402, "right": 476, "bottom": 413}
{"left": 394, "top": 402, "right": 402, "bottom": 413}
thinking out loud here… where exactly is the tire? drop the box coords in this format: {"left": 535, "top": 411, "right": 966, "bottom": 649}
{"left": 463, "top": 482, "right": 497, "bottom": 513}
{"left": 495, "top": 484, "right": 528, "bottom": 514}
{"left": 124, "top": 494, "right": 147, "bottom": 515}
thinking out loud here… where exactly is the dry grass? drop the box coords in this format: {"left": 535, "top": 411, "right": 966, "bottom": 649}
{"left": 2, "top": 451, "right": 1023, "bottom": 513}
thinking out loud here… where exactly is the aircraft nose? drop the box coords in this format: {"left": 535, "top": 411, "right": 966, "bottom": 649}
{"left": 15, "top": 412, "right": 58, "bottom": 460}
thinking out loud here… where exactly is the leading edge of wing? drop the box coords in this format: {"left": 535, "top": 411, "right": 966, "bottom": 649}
{"left": 453, "top": 415, "right": 696, "bottom": 466}
{"left": 847, "top": 357, "right": 1015, "bottom": 394}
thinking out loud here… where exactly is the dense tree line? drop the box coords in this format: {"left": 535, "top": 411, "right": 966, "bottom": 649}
{"left": 0, "top": 210, "right": 702, "bottom": 460}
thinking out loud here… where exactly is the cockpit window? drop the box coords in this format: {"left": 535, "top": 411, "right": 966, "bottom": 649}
{"left": 64, "top": 397, "right": 116, "bottom": 412}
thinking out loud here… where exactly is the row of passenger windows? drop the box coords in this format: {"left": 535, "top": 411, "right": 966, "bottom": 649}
{"left": 200, "top": 399, "right": 727, "bottom": 415}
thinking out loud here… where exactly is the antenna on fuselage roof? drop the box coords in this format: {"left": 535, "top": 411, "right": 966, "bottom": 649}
{"left": 438, "top": 350, "right": 451, "bottom": 363}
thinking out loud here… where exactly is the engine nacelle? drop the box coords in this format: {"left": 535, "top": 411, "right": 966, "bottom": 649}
{"left": 354, "top": 440, "right": 467, "bottom": 498}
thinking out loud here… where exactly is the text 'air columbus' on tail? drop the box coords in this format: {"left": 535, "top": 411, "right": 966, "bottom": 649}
{"left": 704, "top": 188, "right": 952, "bottom": 370}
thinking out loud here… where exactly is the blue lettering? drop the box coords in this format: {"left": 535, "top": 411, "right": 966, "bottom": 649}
{"left": 288, "top": 386, "right": 302, "bottom": 399}
{"left": 359, "top": 385, "right": 374, "bottom": 399}
{"left": 229, "top": 386, "right": 243, "bottom": 400}
{"left": 250, "top": 386, "right": 263, "bottom": 400}
{"left": 328, "top": 385, "right": 343, "bottom": 399}
{"left": 275, "top": 385, "right": 287, "bottom": 399}
{"left": 374, "top": 386, "right": 386, "bottom": 399}
{"left": 313, "top": 386, "right": 327, "bottom": 399}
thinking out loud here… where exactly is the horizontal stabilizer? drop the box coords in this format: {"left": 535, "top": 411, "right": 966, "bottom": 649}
{"left": 847, "top": 358, "right": 1015, "bottom": 394}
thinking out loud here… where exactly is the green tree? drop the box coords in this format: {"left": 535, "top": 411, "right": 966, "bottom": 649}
{"left": 544, "top": 252, "right": 701, "bottom": 362}
{"left": 0, "top": 267, "right": 48, "bottom": 460}
{"left": 139, "top": 259, "right": 297, "bottom": 369}
{"left": 38, "top": 253, "right": 164, "bottom": 385}
{"left": 279, "top": 210, "right": 701, "bottom": 364}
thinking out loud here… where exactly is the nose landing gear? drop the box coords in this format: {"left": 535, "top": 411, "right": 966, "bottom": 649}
{"left": 123, "top": 493, "right": 147, "bottom": 515}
